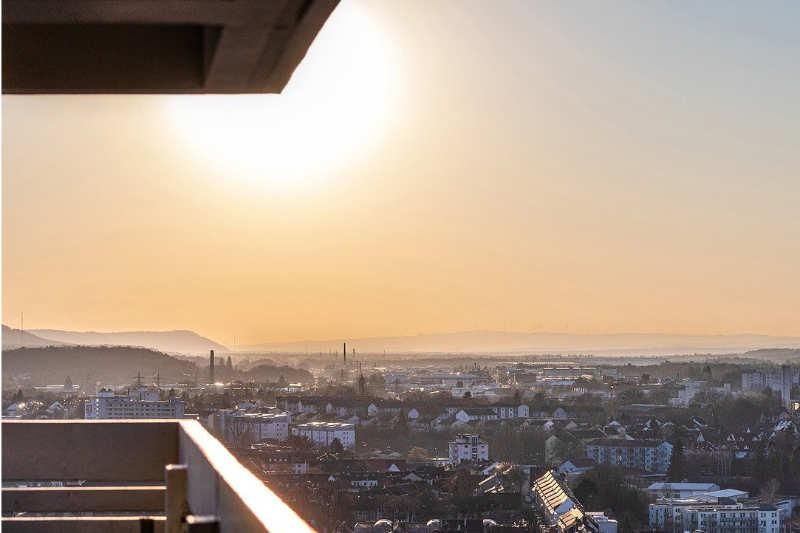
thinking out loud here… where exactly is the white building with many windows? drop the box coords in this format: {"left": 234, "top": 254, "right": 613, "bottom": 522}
{"left": 448, "top": 434, "right": 489, "bottom": 464}
{"left": 210, "top": 411, "right": 291, "bottom": 445}
{"left": 291, "top": 422, "right": 355, "bottom": 449}
{"left": 84, "top": 387, "right": 184, "bottom": 419}
{"left": 649, "top": 500, "right": 780, "bottom": 533}
{"left": 585, "top": 438, "right": 672, "bottom": 473}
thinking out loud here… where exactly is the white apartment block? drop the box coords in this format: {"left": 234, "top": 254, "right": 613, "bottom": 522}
{"left": 222, "top": 412, "right": 290, "bottom": 444}
{"left": 585, "top": 438, "right": 672, "bottom": 473}
{"left": 448, "top": 433, "right": 489, "bottom": 464}
{"left": 291, "top": 422, "right": 356, "bottom": 449}
{"left": 84, "top": 387, "right": 185, "bottom": 419}
{"left": 649, "top": 501, "right": 780, "bottom": 533}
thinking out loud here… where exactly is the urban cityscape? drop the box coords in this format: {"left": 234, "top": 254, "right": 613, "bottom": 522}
{"left": 3, "top": 0, "right": 799, "bottom": 532}
{"left": 3, "top": 331, "right": 800, "bottom": 532}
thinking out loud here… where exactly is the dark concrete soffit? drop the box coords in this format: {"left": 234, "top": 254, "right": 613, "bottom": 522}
{"left": 3, "top": 0, "right": 340, "bottom": 94}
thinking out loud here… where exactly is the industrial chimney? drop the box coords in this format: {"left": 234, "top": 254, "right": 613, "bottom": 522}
{"left": 343, "top": 342, "right": 347, "bottom": 365}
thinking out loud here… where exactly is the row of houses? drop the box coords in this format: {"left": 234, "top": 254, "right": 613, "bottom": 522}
{"left": 531, "top": 470, "right": 606, "bottom": 533}
{"left": 277, "top": 395, "right": 562, "bottom": 424}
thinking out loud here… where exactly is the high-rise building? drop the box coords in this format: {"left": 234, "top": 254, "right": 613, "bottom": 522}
{"left": 741, "top": 366, "right": 798, "bottom": 409}
{"left": 780, "top": 365, "right": 793, "bottom": 410}
{"left": 84, "top": 386, "right": 185, "bottom": 419}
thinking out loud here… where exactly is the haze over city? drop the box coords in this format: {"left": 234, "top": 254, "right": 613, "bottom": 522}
{"left": 4, "top": 0, "right": 799, "bottom": 346}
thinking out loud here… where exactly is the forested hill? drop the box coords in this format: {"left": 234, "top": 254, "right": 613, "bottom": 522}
{"left": 2, "top": 346, "right": 195, "bottom": 387}
{"left": 244, "top": 363, "right": 313, "bottom": 384}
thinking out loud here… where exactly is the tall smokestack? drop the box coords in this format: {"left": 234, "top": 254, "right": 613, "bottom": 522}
{"left": 343, "top": 343, "right": 346, "bottom": 365}
{"left": 209, "top": 349, "right": 215, "bottom": 383}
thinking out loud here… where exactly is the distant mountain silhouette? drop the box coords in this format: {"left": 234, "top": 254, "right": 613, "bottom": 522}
{"left": 2, "top": 325, "right": 69, "bottom": 349}
{"left": 241, "top": 331, "right": 800, "bottom": 356}
{"left": 29, "top": 328, "right": 227, "bottom": 355}
{"left": 2, "top": 346, "right": 196, "bottom": 387}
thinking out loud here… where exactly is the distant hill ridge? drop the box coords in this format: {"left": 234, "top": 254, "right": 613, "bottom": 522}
{"left": 2, "top": 325, "right": 69, "bottom": 349}
{"left": 241, "top": 330, "right": 800, "bottom": 356}
{"left": 2, "top": 345, "right": 195, "bottom": 387}
{"left": 24, "top": 328, "right": 228, "bottom": 355}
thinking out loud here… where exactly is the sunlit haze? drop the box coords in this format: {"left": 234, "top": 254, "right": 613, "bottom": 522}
{"left": 4, "top": 0, "right": 799, "bottom": 345}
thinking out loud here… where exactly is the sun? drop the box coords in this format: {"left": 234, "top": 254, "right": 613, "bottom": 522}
{"left": 163, "top": 0, "right": 399, "bottom": 191}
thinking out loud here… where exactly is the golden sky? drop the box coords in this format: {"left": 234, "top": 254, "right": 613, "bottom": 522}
{"left": 3, "top": 1, "right": 799, "bottom": 344}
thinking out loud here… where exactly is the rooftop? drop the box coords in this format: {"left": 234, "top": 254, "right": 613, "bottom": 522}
{"left": 647, "top": 482, "right": 720, "bottom": 491}
{"left": 294, "top": 421, "right": 354, "bottom": 429}
{"left": 587, "top": 438, "right": 665, "bottom": 448}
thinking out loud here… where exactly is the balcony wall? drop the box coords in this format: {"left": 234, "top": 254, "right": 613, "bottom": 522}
{"left": 2, "top": 420, "right": 314, "bottom": 533}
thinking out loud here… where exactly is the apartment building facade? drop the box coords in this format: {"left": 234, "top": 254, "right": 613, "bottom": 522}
{"left": 448, "top": 434, "right": 489, "bottom": 464}
{"left": 585, "top": 438, "right": 672, "bottom": 473}
{"left": 84, "top": 387, "right": 185, "bottom": 419}
{"left": 291, "top": 422, "right": 356, "bottom": 449}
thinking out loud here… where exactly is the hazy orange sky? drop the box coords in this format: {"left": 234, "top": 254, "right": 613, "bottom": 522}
{"left": 3, "top": 1, "right": 799, "bottom": 345}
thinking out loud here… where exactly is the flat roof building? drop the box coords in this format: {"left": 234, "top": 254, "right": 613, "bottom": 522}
{"left": 291, "top": 421, "right": 356, "bottom": 449}
{"left": 85, "top": 387, "right": 185, "bottom": 419}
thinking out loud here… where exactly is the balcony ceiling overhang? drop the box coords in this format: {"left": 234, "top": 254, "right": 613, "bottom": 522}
{"left": 2, "top": 0, "right": 339, "bottom": 94}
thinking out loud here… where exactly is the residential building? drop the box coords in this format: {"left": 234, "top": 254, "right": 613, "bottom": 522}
{"left": 223, "top": 412, "right": 291, "bottom": 444}
{"left": 84, "top": 387, "right": 185, "bottom": 419}
{"left": 495, "top": 404, "right": 530, "bottom": 419}
{"left": 742, "top": 366, "right": 798, "bottom": 409}
{"left": 454, "top": 407, "right": 498, "bottom": 423}
{"left": 649, "top": 500, "right": 780, "bottom": 533}
{"left": 291, "top": 421, "right": 356, "bottom": 449}
{"left": 448, "top": 434, "right": 489, "bottom": 464}
{"left": 531, "top": 470, "right": 599, "bottom": 533}
{"left": 585, "top": 438, "right": 672, "bottom": 473}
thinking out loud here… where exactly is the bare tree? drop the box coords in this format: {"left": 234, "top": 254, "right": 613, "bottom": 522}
{"left": 759, "top": 478, "right": 780, "bottom": 504}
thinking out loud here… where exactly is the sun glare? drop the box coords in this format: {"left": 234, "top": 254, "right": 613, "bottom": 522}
{"left": 164, "top": 1, "right": 398, "bottom": 191}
